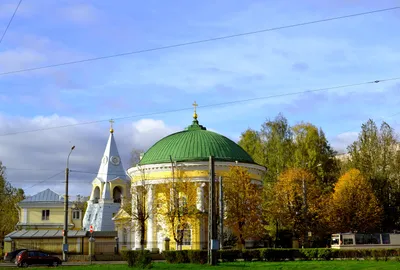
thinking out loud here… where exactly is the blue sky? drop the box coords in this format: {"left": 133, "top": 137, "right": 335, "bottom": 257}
{"left": 0, "top": 0, "right": 399, "bottom": 196}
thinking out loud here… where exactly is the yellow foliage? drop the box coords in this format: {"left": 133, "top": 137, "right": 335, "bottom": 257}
{"left": 157, "top": 169, "right": 200, "bottom": 248}
{"left": 223, "top": 166, "right": 264, "bottom": 247}
{"left": 265, "top": 168, "right": 321, "bottom": 241}
{"left": 325, "top": 168, "right": 382, "bottom": 232}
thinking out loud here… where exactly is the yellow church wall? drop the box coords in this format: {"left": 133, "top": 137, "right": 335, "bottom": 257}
{"left": 131, "top": 169, "right": 262, "bottom": 182}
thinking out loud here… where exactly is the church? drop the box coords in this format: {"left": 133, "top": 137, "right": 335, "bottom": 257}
{"left": 108, "top": 103, "right": 266, "bottom": 251}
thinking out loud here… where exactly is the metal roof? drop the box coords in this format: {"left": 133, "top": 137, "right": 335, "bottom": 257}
{"left": 5, "top": 230, "right": 88, "bottom": 239}
{"left": 21, "top": 189, "right": 64, "bottom": 203}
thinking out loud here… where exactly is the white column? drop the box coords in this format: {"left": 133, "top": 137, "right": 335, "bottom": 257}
{"left": 131, "top": 186, "right": 141, "bottom": 250}
{"left": 146, "top": 185, "right": 154, "bottom": 250}
{"left": 196, "top": 183, "right": 205, "bottom": 212}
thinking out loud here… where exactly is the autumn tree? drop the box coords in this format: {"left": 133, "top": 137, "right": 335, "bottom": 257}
{"left": 0, "top": 162, "right": 25, "bottom": 242}
{"left": 264, "top": 168, "right": 323, "bottom": 246}
{"left": 157, "top": 169, "right": 199, "bottom": 249}
{"left": 223, "top": 166, "right": 264, "bottom": 248}
{"left": 325, "top": 169, "right": 383, "bottom": 232}
{"left": 347, "top": 119, "right": 400, "bottom": 230}
{"left": 124, "top": 165, "right": 155, "bottom": 250}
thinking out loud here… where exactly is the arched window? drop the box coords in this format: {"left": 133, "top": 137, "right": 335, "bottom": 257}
{"left": 93, "top": 187, "right": 100, "bottom": 203}
{"left": 113, "top": 186, "right": 122, "bottom": 203}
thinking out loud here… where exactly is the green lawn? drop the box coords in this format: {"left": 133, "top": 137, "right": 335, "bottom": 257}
{"left": 27, "top": 261, "right": 400, "bottom": 270}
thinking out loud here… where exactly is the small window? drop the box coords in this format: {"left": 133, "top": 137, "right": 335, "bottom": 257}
{"left": 122, "top": 228, "right": 128, "bottom": 245}
{"left": 72, "top": 210, "right": 80, "bottom": 220}
{"left": 177, "top": 227, "right": 191, "bottom": 245}
{"left": 344, "top": 238, "right": 354, "bottom": 245}
{"left": 382, "top": 233, "right": 391, "bottom": 244}
{"left": 42, "top": 210, "right": 50, "bottom": 220}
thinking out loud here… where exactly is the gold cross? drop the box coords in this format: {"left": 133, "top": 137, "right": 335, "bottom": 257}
{"left": 192, "top": 101, "right": 198, "bottom": 113}
{"left": 109, "top": 119, "right": 114, "bottom": 133}
{"left": 192, "top": 101, "right": 198, "bottom": 119}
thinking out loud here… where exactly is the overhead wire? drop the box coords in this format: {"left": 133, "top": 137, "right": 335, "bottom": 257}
{"left": 0, "top": 0, "right": 23, "bottom": 45}
{"left": 0, "top": 76, "right": 399, "bottom": 137}
{"left": 0, "top": 6, "right": 398, "bottom": 76}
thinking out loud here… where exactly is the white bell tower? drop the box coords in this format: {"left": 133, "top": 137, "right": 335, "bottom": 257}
{"left": 83, "top": 120, "right": 129, "bottom": 231}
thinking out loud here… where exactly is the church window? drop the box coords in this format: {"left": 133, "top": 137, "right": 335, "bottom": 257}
{"left": 42, "top": 210, "right": 50, "bottom": 220}
{"left": 122, "top": 228, "right": 128, "bottom": 245}
{"left": 72, "top": 210, "right": 80, "bottom": 220}
{"left": 177, "top": 224, "right": 191, "bottom": 245}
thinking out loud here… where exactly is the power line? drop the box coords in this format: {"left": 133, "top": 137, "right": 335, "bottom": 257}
{"left": 27, "top": 170, "right": 64, "bottom": 189}
{"left": 0, "top": 6, "right": 398, "bottom": 76}
{"left": 0, "top": 0, "right": 23, "bottom": 45}
{"left": 0, "top": 76, "right": 398, "bottom": 137}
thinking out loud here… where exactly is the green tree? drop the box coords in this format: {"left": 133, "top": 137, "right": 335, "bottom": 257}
{"left": 347, "top": 119, "right": 400, "bottom": 230}
{"left": 238, "top": 129, "right": 263, "bottom": 165}
{"left": 259, "top": 113, "right": 295, "bottom": 184}
{"left": 292, "top": 122, "right": 339, "bottom": 192}
{"left": 0, "top": 162, "right": 25, "bottom": 242}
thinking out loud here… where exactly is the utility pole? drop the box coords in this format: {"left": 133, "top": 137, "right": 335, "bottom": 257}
{"left": 219, "top": 176, "right": 224, "bottom": 250}
{"left": 63, "top": 145, "right": 75, "bottom": 262}
{"left": 208, "top": 156, "right": 217, "bottom": 265}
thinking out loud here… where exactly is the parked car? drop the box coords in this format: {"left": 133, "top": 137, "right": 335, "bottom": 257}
{"left": 3, "top": 249, "right": 27, "bottom": 263}
{"left": 15, "top": 250, "right": 62, "bottom": 267}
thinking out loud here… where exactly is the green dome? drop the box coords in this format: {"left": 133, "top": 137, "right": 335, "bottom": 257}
{"left": 139, "top": 119, "right": 255, "bottom": 165}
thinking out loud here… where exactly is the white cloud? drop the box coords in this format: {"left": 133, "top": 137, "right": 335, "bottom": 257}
{"left": 0, "top": 114, "right": 177, "bottom": 198}
{"left": 331, "top": 131, "right": 358, "bottom": 153}
{"left": 132, "top": 119, "right": 180, "bottom": 150}
{"left": 60, "top": 4, "right": 102, "bottom": 25}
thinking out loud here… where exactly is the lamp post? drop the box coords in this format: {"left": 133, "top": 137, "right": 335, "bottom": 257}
{"left": 63, "top": 145, "right": 75, "bottom": 262}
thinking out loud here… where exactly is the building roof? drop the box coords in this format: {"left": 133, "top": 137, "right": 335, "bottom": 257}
{"left": 5, "top": 229, "right": 87, "bottom": 239}
{"left": 139, "top": 117, "right": 255, "bottom": 165}
{"left": 96, "top": 128, "right": 129, "bottom": 184}
{"left": 21, "top": 188, "right": 64, "bottom": 203}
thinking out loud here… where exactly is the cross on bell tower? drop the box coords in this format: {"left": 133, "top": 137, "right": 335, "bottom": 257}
{"left": 109, "top": 119, "right": 114, "bottom": 134}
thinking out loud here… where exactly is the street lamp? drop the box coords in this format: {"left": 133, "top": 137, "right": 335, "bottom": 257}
{"left": 63, "top": 145, "right": 75, "bottom": 262}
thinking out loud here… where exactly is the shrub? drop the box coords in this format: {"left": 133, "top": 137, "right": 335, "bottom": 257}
{"left": 218, "top": 249, "right": 241, "bottom": 262}
{"left": 188, "top": 250, "right": 208, "bottom": 264}
{"left": 121, "top": 250, "right": 152, "bottom": 268}
{"left": 242, "top": 249, "right": 261, "bottom": 261}
{"left": 163, "top": 250, "right": 189, "bottom": 263}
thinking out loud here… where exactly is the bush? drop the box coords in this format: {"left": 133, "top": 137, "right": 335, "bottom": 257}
{"left": 218, "top": 249, "right": 241, "bottom": 262}
{"left": 163, "top": 250, "right": 189, "bottom": 263}
{"left": 188, "top": 250, "right": 208, "bottom": 264}
{"left": 121, "top": 250, "right": 152, "bottom": 268}
{"left": 242, "top": 249, "right": 261, "bottom": 261}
